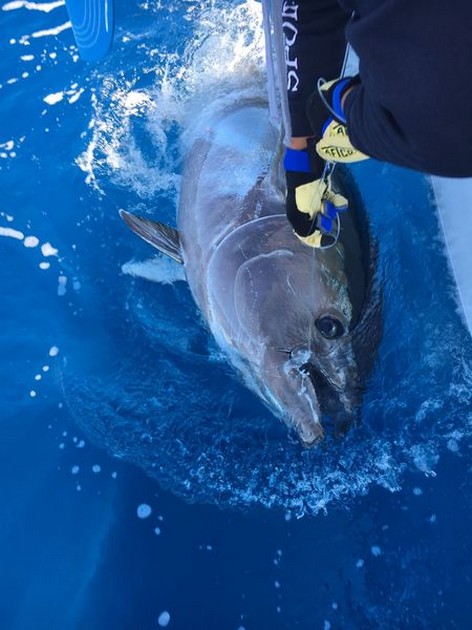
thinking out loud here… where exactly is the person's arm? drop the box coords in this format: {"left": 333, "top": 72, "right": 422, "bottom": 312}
{"left": 283, "top": 0, "right": 350, "bottom": 142}
{"left": 319, "top": 0, "right": 472, "bottom": 177}
{"left": 282, "top": 0, "right": 350, "bottom": 247}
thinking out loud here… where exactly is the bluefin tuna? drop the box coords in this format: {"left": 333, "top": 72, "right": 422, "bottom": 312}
{"left": 121, "top": 99, "right": 381, "bottom": 446}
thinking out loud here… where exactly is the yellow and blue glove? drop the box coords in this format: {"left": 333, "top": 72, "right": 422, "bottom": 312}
{"left": 307, "top": 76, "right": 369, "bottom": 164}
{"left": 284, "top": 144, "right": 348, "bottom": 249}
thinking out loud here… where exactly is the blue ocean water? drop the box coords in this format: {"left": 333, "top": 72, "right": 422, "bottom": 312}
{"left": 2, "top": 0, "right": 472, "bottom": 628}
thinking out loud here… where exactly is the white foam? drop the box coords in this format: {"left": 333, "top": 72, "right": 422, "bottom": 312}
{"left": 21, "top": 54, "right": 34, "bottom": 60}
{"left": 137, "top": 503, "right": 152, "bottom": 519}
{"left": 370, "top": 546, "right": 382, "bottom": 557}
{"left": 71, "top": 466, "right": 79, "bottom": 474}
{"left": 31, "top": 21, "right": 71, "bottom": 38}
{"left": 49, "top": 346, "right": 59, "bottom": 356}
{"left": 75, "top": 6, "right": 265, "bottom": 199}
{"left": 2, "top": 1, "right": 65, "bottom": 13}
{"left": 68, "top": 88, "right": 84, "bottom": 104}
{"left": 17, "top": 21, "right": 69, "bottom": 46}
{"left": 44, "top": 91, "right": 64, "bottom": 105}
{"left": 0, "top": 226, "right": 24, "bottom": 240}
{"left": 41, "top": 242, "right": 58, "bottom": 256}
{"left": 123, "top": 90, "right": 152, "bottom": 114}
{"left": 39, "top": 261, "right": 50, "bottom": 269}
{"left": 157, "top": 611, "right": 170, "bottom": 627}
{"left": 24, "top": 236, "right": 39, "bottom": 247}
{"left": 29, "top": 390, "right": 37, "bottom": 397}
{"left": 76, "top": 83, "right": 171, "bottom": 195}
{"left": 92, "top": 465, "right": 101, "bottom": 473}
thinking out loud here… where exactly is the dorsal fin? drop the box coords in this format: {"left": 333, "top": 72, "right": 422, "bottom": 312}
{"left": 119, "top": 210, "right": 183, "bottom": 264}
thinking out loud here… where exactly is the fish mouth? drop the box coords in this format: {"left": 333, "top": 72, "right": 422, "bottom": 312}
{"left": 258, "top": 351, "right": 325, "bottom": 447}
{"left": 259, "top": 349, "right": 360, "bottom": 447}
{"left": 297, "top": 423, "right": 325, "bottom": 447}
{"left": 303, "top": 361, "right": 360, "bottom": 437}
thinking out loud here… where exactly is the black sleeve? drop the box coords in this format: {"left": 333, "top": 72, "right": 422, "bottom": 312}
{"left": 342, "top": 0, "right": 472, "bottom": 177}
{"left": 283, "top": 0, "right": 350, "bottom": 138}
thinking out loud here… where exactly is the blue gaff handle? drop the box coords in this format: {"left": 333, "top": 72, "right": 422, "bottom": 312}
{"left": 65, "top": 0, "right": 115, "bottom": 61}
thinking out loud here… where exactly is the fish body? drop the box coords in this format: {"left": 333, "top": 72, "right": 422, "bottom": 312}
{"left": 121, "top": 99, "right": 380, "bottom": 445}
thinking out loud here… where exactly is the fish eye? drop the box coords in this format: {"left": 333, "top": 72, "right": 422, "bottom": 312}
{"left": 315, "top": 316, "right": 345, "bottom": 339}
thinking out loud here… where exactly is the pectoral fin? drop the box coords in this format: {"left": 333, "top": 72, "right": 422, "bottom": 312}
{"left": 119, "top": 210, "right": 183, "bottom": 264}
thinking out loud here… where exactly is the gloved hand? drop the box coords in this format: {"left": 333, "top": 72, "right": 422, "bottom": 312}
{"left": 293, "top": 176, "right": 348, "bottom": 248}
{"left": 307, "top": 76, "right": 369, "bottom": 164}
{"left": 284, "top": 144, "right": 348, "bottom": 248}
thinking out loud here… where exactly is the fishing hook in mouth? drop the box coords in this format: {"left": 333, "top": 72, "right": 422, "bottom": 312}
{"left": 281, "top": 348, "right": 314, "bottom": 373}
